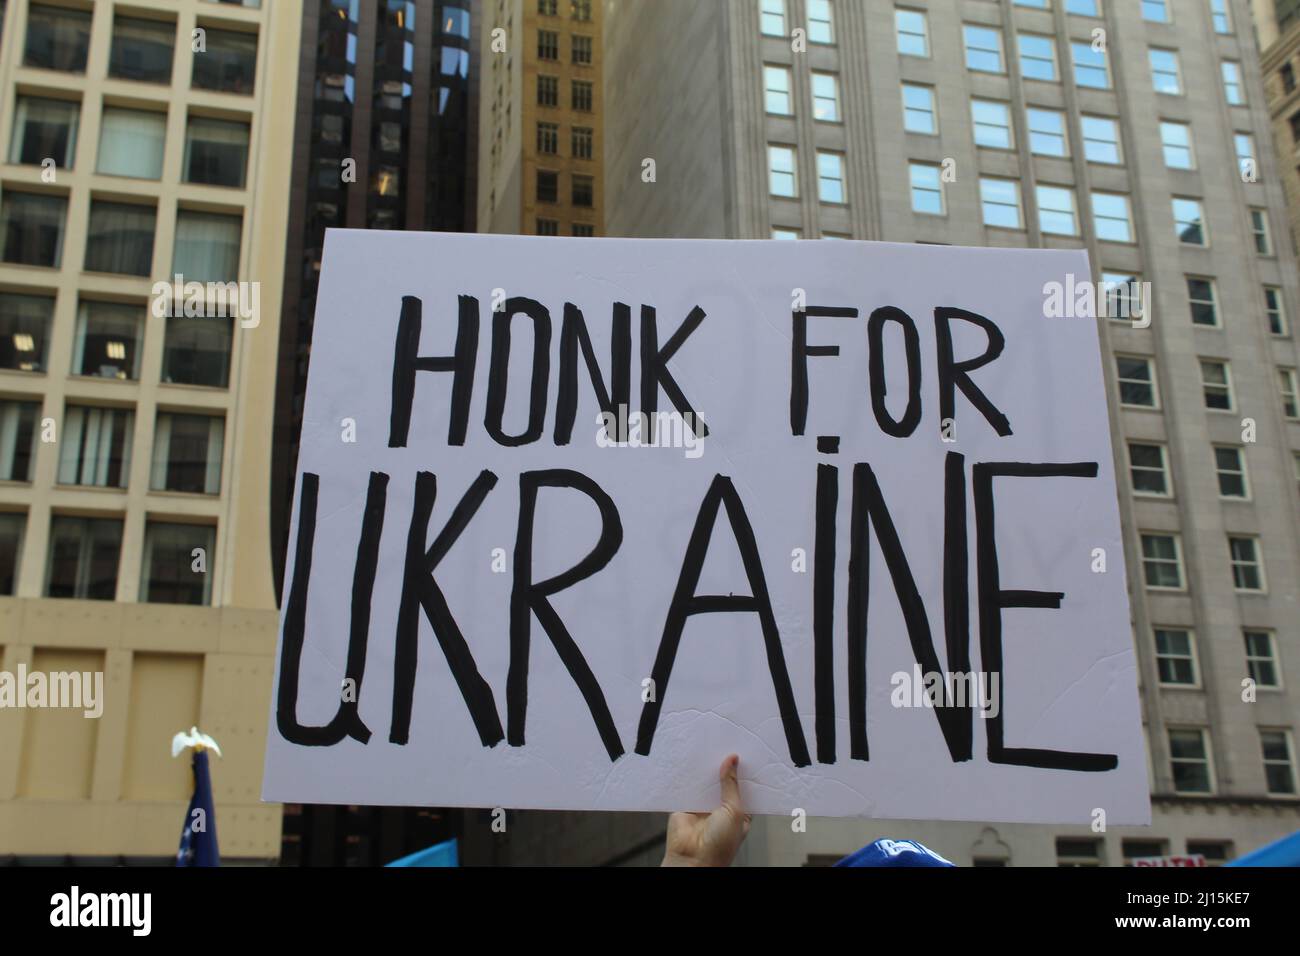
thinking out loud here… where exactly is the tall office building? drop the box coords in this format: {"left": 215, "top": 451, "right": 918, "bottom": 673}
{"left": 270, "top": 0, "right": 478, "bottom": 866}
{"left": 503, "top": 0, "right": 1300, "bottom": 867}
{"left": 0, "top": 0, "right": 300, "bottom": 862}
{"left": 477, "top": 0, "right": 603, "bottom": 236}
{"left": 1255, "top": 0, "right": 1300, "bottom": 254}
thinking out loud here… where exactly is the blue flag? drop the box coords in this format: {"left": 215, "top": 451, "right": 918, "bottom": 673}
{"left": 176, "top": 750, "right": 220, "bottom": 867}
{"left": 385, "top": 838, "right": 459, "bottom": 867}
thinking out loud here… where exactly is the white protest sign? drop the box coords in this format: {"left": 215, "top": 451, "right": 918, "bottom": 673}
{"left": 262, "top": 231, "right": 1149, "bottom": 825}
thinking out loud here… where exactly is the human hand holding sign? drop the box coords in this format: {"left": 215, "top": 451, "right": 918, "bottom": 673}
{"left": 661, "top": 754, "right": 751, "bottom": 866}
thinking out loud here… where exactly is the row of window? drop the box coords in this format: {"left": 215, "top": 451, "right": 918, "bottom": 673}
{"left": 1154, "top": 627, "right": 1281, "bottom": 691}
{"left": 21, "top": 4, "right": 257, "bottom": 95}
{"left": 535, "top": 169, "right": 594, "bottom": 207}
{"left": 536, "top": 122, "right": 594, "bottom": 160}
{"left": 537, "top": 0, "right": 593, "bottom": 22}
{"left": 0, "top": 399, "right": 224, "bottom": 496}
{"left": 759, "top": 0, "right": 836, "bottom": 44}
{"left": 536, "top": 29, "right": 592, "bottom": 65}
{"left": 1138, "top": 530, "right": 1269, "bottom": 594}
{"left": 1010, "top": 0, "right": 1234, "bottom": 32}
{"left": 1055, "top": 836, "right": 1234, "bottom": 868}
{"left": 1116, "top": 353, "right": 1299, "bottom": 422}
{"left": 0, "top": 293, "right": 233, "bottom": 387}
{"left": 536, "top": 219, "right": 594, "bottom": 237}
{"left": 1125, "top": 440, "right": 1260, "bottom": 503}
{"left": 1162, "top": 726, "right": 1295, "bottom": 797}
{"left": 0, "top": 191, "right": 243, "bottom": 280}
{"left": 0, "top": 511, "right": 214, "bottom": 605}
{"left": 536, "top": 75, "right": 594, "bottom": 111}
{"left": 9, "top": 96, "right": 250, "bottom": 188}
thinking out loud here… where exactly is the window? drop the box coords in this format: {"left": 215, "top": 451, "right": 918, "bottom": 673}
{"left": 980, "top": 178, "right": 1022, "bottom": 229}
{"left": 896, "top": 8, "right": 928, "bottom": 57}
{"left": 1244, "top": 631, "right": 1280, "bottom": 688}
{"left": 1056, "top": 838, "right": 1103, "bottom": 867}
{"left": 902, "top": 84, "right": 936, "bottom": 134}
{"left": 572, "top": 127, "right": 593, "bottom": 160}
{"left": 162, "top": 315, "right": 233, "bottom": 387}
{"left": 1066, "top": 0, "right": 1100, "bottom": 14}
{"left": 184, "top": 116, "right": 249, "bottom": 188}
{"left": 1154, "top": 629, "right": 1197, "bottom": 686}
{"left": 56, "top": 406, "right": 133, "bottom": 489}
{"left": 817, "top": 152, "right": 845, "bottom": 203}
{"left": 1123, "top": 840, "right": 1170, "bottom": 866}
{"left": 1117, "top": 356, "right": 1157, "bottom": 407}
{"left": 0, "top": 292, "right": 53, "bottom": 373}
{"left": 1235, "top": 133, "right": 1256, "bottom": 179}
{"left": 572, "top": 223, "right": 594, "bottom": 237}
{"left": 173, "top": 211, "right": 242, "bottom": 282}
{"left": 807, "top": 0, "right": 833, "bottom": 43}
{"left": 109, "top": 15, "right": 175, "bottom": 83}
{"left": 761, "top": 0, "right": 785, "bottom": 37}
{"left": 1160, "top": 122, "right": 1193, "bottom": 169}
{"left": 1281, "top": 368, "right": 1299, "bottom": 419}
{"left": 1149, "top": 48, "right": 1181, "bottom": 94}
{"left": 812, "top": 73, "right": 840, "bottom": 121}
{"left": 1265, "top": 287, "right": 1287, "bottom": 335}
{"left": 1213, "top": 446, "right": 1248, "bottom": 499}
{"left": 769, "top": 146, "right": 797, "bottom": 197}
{"left": 443, "top": 5, "right": 471, "bottom": 35}
{"left": 1221, "top": 61, "right": 1244, "bottom": 105}
{"left": 964, "top": 25, "right": 1003, "bottom": 73}
{"left": 151, "top": 412, "right": 225, "bottom": 495}
{"left": 45, "top": 517, "right": 122, "bottom": 600}
{"left": 85, "top": 201, "right": 156, "bottom": 277}
{"left": 24, "top": 4, "right": 91, "bottom": 72}
{"left": 538, "top": 29, "right": 558, "bottom": 60}
{"left": 1211, "top": 0, "right": 1231, "bottom": 33}
{"left": 771, "top": 228, "right": 800, "bottom": 240}
{"left": 1036, "top": 185, "right": 1077, "bottom": 235}
{"left": 1092, "top": 193, "right": 1132, "bottom": 242}
{"left": 0, "top": 514, "right": 22, "bottom": 595}
{"left": 1143, "top": 0, "right": 1169, "bottom": 20}
{"left": 1169, "top": 729, "right": 1212, "bottom": 794}
{"left": 537, "top": 121, "right": 558, "bottom": 155}
{"left": 74, "top": 301, "right": 143, "bottom": 380}
{"left": 1200, "top": 360, "right": 1233, "bottom": 411}
{"left": 536, "top": 169, "right": 558, "bottom": 203}
{"left": 1228, "top": 536, "right": 1264, "bottom": 591}
{"left": 0, "top": 191, "right": 66, "bottom": 267}
{"left": 1071, "top": 42, "right": 1109, "bottom": 88}
{"left": 1262, "top": 731, "right": 1296, "bottom": 795}
{"left": 1141, "top": 533, "right": 1183, "bottom": 589}
{"left": 1128, "top": 442, "right": 1169, "bottom": 496}
{"left": 1284, "top": 63, "right": 1297, "bottom": 94}
{"left": 1187, "top": 841, "right": 1232, "bottom": 866}
{"left": 1173, "top": 198, "right": 1205, "bottom": 245}
{"left": 572, "top": 80, "right": 593, "bottom": 111}
{"left": 0, "top": 400, "right": 39, "bottom": 482}
{"left": 1104, "top": 272, "right": 1142, "bottom": 322}
{"left": 538, "top": 75, "right": 558, "bottom": 107}
{"left": 1250, "top": 209, "right": 1272, "bottom": 254}
{"left": 765, "top": 66, "right": 792, "bottom": 115}
{"left": 571, "top": 35, "right": 592, "bottom": 65}
{"left": 192, "top": 27, "right": 258, "bottom": 94}
{"left": 1018, "top": 34, "right": 1057, "bottom": 82}
{"left": 536, "top": 218, "right": 558, "bottom": 236}
{"left": 1187, "top": 278, "right": 1217, "bottom": 327}
{"left": 1081, "top": 115, "right": 1121, "bottom": 164}
{"left": 1027, "top": 107, "right": 1067, "bottom": 156}
{"left": 572, "top": 174, "right": 594, "bottom": 207}
{"left": 971, "top": 100, "right": 1012, "bottom": 149}
{"left": 97, "top": 108, "right": 166, "bottom": 179}
{"left": 8, "top": 96, "right": 79, "bottom": 169}
{"left": 909, "top": 163, "right": 943, "bottom": 215}
{"left": 571, "top": 0, "right": 592, "bottom": 20}
{"left": 141, "top": 522, "right": 215, "bottom": 605}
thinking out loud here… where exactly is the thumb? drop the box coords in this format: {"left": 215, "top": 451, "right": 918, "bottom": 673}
{"left": 719, "top": 753, "right": 743, "bottom": 815}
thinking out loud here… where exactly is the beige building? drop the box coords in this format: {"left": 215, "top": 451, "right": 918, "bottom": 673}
{"left": 0, "top": 0, "right": 300, "bottom": 862}
{"left": 478, "top": 0, "right": 603, "bottom": 236}
{"left": 481, "top": 0, "right": 1300, "bottom": 867}
{"left": 1256, "top": 0, "right": 1300, "bottom": 253}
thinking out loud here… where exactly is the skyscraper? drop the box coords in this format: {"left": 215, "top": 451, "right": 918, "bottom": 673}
{"left": 269, "top": 0, "right": 479, "bottom": 866}
{"left": 0, "top": 0, "right": 301, "bottom": 862}
{"left": 543, "top": 0, "right": 1300, "bottom": 866}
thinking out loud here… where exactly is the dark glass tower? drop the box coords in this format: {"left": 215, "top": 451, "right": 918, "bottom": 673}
{"left": 271, "top": 0, "right": 478, "bottom": 866}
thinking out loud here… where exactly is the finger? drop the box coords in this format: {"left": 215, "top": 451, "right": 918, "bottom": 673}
{"left": 719, "top": 753, "right": 743, "bottom": 813}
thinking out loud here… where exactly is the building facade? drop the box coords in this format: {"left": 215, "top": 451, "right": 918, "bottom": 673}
{"left": 1256, "top": 0, "right": 1300, "bottom": 256}
{"left": 0, "top": 0, "right": 301, "bottom": 862}
{"left": 548, "top": 0, "right": 1300, "bottom": 867}
{"left": 477, "top": 0, "right": 603, "bottom": 236}
{"left": 269, "top": 0, "right": 479, "bottom": 866}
